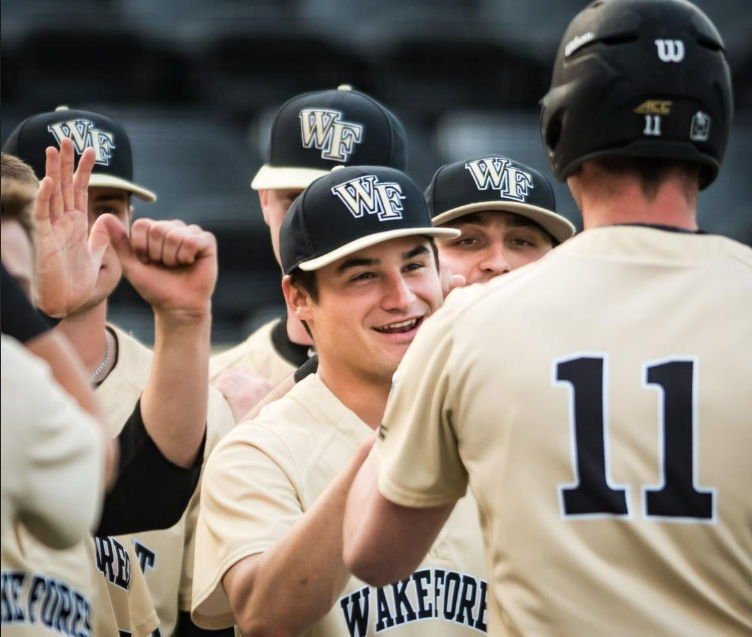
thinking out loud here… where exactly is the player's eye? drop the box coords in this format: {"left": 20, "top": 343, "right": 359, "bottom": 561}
{"left": 403, "top": 261, "right": 426, "bottom": 273}
{"left": 454, "top": 237, "right": 479, "bottom": 247}
{"left": 508, "top": 233, "right": 542, "bottom": 249}
{"left": 350, "top": 271, "right": 375, "bottom": 283}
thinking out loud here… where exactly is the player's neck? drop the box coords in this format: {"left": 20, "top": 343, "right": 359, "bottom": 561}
{"left": 58, "top": 300, "right": 114, "bottom": 379}
{"left": 286, "top": 310, "right": 313, "bottom": 347}
{"left": 573, "top": 166, "right": 699, "bottom": 231}
{"left": 316, "top": 359, "right": 390, "bottom": 430}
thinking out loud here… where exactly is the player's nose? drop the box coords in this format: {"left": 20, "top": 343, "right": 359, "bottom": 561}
{"left": 479, "top": 242, "right": 511, "bottom": 277}
{"left": 381, "top": 271, "right": 416, "bottom": 311}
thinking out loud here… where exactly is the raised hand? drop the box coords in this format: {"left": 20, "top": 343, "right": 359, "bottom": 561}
{"left": 101, "top": 215, "right": 218, "bottom": 469}
{"left": 33, "top": 138, "right": 111, "bottom": 317}
{"left": 102, "top": 216, "right": 218, "bottom": 321}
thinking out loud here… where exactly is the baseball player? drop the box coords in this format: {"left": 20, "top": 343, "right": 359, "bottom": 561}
{"left": 1, "top": 156, "right": 110, "bottom": 545}
{"left": 210, "top": 85, "right": 408, "bottom": 396}
{"left": 343, "top": 1, "right": 752, "bottom": 636}
{"left": 192, "top": 166, "right": 490, "bottom": 635}
{"left": 426, "top": 155, "right": 575, "bottom": 284}
{"left": 1, "top": 151, "right": 158, "bottom": 636}
{"left": 3, "top": 108, "right": 235, "bottom": 636}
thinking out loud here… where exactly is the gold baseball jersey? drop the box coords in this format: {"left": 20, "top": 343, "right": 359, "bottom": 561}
{"left": 1, "top": 335, "right": 104, "bottom": 548}
{"left": 99, "top": 324, "right": 235, "bottom": 637}
{"left": 88, "top": 535, "right": 159, "bottom": 637}
{"left": 375, "top": 227, "right": 752, "bottom": 636}
{"left": 1, "top": 524, "right": 97, "bottom": 637}
{"left": 209, "top": 318, "right": 297, "bottom": 385}
{"left": 0, "top": 337, "right": 157, "bottom": 637}
{"left": 1, "top": 524, "right": 158, "bottom": 637}
{"left": 192, "top": 374, "right": 489, "bottom": 636}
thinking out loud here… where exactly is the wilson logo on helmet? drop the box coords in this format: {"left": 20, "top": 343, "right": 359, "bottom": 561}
{"left": 465, "top": 158, "right": 534, "bottom": 203}
{"left": 299, "top": 109, "right": 363, "bottom": 162}
{"left": 47, "top": 119, "right": 117, "bottom": 165}
{"left": 331, "top": 175, "right": 405, "bottom": 222}
{"left": 654, "top": 39, "right": 685, "bottom": 63}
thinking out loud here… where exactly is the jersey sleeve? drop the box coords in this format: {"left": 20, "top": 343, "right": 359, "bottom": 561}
{"left": 190, "top": 423, "right": 305, "bottom": 629}
{"left": 375, "top": 300, "right": 468, "bottom": 508}
{"left": 95, "top": 399, "right": 205, "bottom": 537}
{"left": 1, "top": 336, "right": 105, "bottom": 549}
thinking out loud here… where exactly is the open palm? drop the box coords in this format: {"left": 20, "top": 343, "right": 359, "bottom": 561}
{"left": 33, "top": 138, "right": 110, "bottom": 317}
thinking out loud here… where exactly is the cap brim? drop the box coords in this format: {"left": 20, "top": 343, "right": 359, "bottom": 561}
{"left": 298, "top": 227, "right": 461, "bottom": 271}
{"left": 432, "top": 201, "right": 575, "bottom": 243}
{"left": 88, "top": 174, "right": 157, "bottom": 202}
{"left": 251, "top": 164, "right": 330, "bottom": 191}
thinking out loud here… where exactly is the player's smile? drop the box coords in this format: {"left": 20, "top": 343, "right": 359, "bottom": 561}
{"left": 373, "top": 315, "right": 424, "bottom": 341}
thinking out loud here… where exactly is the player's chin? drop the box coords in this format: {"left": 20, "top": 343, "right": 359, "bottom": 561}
{"left": 375, "top": 338, "right": 413, "bottom": 373}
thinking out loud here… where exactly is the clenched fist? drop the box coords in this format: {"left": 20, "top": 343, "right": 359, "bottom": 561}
{"left": 100, "top": 216, "right": 218, "bottom": 321}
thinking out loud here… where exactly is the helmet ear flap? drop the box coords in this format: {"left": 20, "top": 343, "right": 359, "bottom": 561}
{"left": 543, "top": 109, "right": 564, "bottom": 154}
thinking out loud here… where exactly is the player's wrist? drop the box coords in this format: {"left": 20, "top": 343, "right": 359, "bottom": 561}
{"left": 153, "top": 304, "right": 212, "bottom": 328}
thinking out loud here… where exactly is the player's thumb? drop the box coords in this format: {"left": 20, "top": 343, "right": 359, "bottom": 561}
{"left": 88, "top": 214, "right": 113, "bottom": 267}
{"left": 93, "top": 214, "right": 136, "bottom": 270}
{"left": 450, "top": 274, "right": 466, "bottom": 293}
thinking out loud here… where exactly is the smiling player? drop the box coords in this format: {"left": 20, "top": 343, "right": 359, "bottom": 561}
{"left": 193, "top": 166, "right": 490, "bottom": 636}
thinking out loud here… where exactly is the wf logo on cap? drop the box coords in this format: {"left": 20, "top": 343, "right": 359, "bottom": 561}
{"left": 47, "top": 119, "right": 116, "bottom": 166}
{"left": 465, "top": 157, "right": 534, "bottom": 203}
{"left": 300, "top": 110, "right": 363, "bottom": 162}
{"left": 331, "top": 175, "right": 405, "bottom": 222}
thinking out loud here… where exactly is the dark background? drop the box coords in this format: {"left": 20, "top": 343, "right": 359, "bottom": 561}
{"left": 2, "top": 0, "right": 750, "bottom": 345}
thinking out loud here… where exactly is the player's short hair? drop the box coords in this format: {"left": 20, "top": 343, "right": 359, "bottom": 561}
{"left": 593, "top": 157, "right": 700, "bottom": 202}
{"left": 1, "top": 153, "right": 38, "bottom": 250}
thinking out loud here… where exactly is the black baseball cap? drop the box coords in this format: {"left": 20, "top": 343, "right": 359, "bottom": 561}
{"left": 2, "top": 106, "right": 156, "bottom": 202}
{"left": 251, "top": 85, "right": 407, "bottom": 191}
{"left": 280, "top": 166, "right": 459, "bottom": 274}
{"left": 425, "top": 155, "right": 575, "bottom": 244}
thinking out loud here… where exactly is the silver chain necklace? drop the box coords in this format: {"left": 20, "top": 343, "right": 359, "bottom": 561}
{"left": 90, "top": 331, "right": 110, "bottom": 384}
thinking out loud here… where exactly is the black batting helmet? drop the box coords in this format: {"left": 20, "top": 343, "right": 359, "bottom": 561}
{"left": 541, "top": 0, "right": 733, "bottom": 189}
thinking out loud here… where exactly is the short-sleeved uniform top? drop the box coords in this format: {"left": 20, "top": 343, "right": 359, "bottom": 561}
{"left": 193, "top": 374, "right": 489, "bottom": 636}
{"left": 2, "top": 524, "right": 158, "bottom": 637}
{"left": 209, "top": 318, "right": 300, "bottom": 386}
{"left": 100, "top": 325, "right": 235, "bottom": 637}
{"left": 375, "top": 227, "right": 752, "bottom": 637}
{"left": 1, "top": 335, "right": 104, "bottom": 547}
{"left": 0, "top": 332, "right": 159, "bottom": 637}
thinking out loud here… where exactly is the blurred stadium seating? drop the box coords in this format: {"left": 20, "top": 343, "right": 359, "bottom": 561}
{"left": 2, "top": 0, "right": 750, "bottom": 345}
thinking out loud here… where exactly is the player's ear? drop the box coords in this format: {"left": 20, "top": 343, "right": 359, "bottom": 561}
{"left": 258, "top": 189, "right": 271, "bottom": 227}
{"left": 283, "top": 274, "right": 314, "bottom": 321}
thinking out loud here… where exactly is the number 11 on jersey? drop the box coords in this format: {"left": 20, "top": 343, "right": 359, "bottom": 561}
{"left": 554, "top": 355, "right": 715, "bottom": 523}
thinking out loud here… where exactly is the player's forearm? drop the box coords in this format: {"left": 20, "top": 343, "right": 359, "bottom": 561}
{"left": 141, "top": 307, "right": 211, "bottom": 468}
{"left": 344, "top": 458, "right": 454, "bottom": 587}
{"left": 230, "top": 441, "right": 372, "bottom": 636}
{"left": 342, "top": 457, "right": 396, "bottom": 585}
